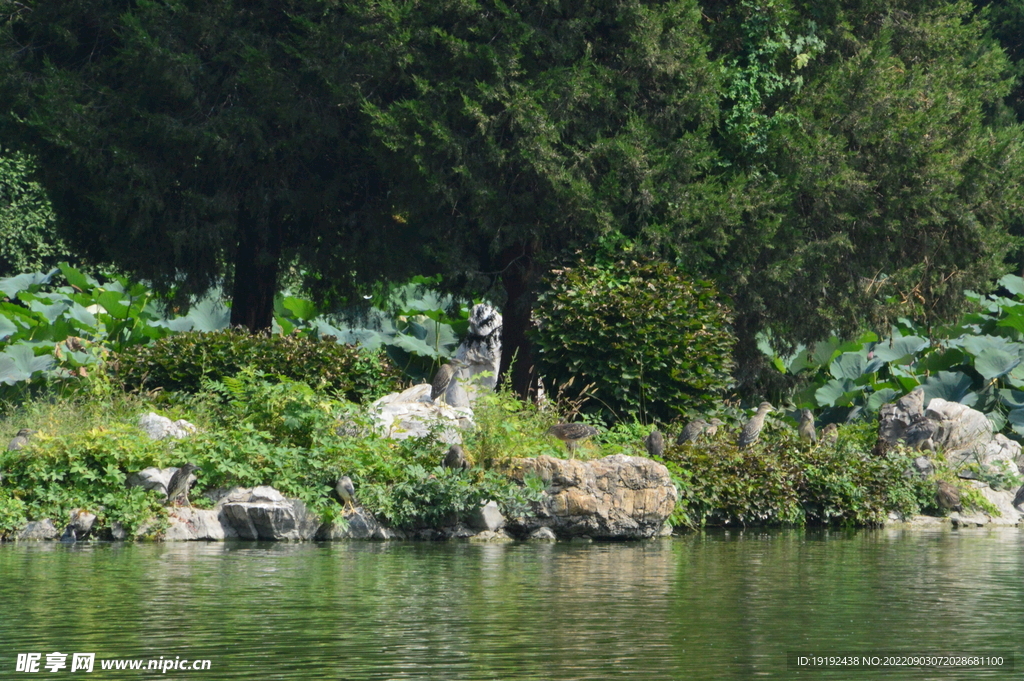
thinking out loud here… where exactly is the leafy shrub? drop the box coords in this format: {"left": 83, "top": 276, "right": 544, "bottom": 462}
{"left": 662, "top": 422, "right": 935, "bottom": 529}
{"left": 532, "top": 258, "right": 735, "bottom": 424}
{"left": 114, "top": 329, "right": 402, "bottom": 402}
{"left": 0, "top": 150, "right": 72, "bottom": 277}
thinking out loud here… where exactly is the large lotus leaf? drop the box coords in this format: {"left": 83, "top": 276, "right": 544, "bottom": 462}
{"left": 997, "top": 305, "right": 1024, "bottom": 335}
{"left": 999, "top": 389, "right": 1024, "bottom": 409}
{"left": 988, "top": 410, "right": 1008, "bottom": 434}
{"left": 815, "top": 378, "right": 861, "bottom": 407}
{"left": 281, "top": 296, "right": 318, "bottom": 322}
{"left": 811, "top": 338, "right": 841, "bottom": 367}
{"left": 922, "top": 371, "right": 974, "bottom": 404}
{"left": 866, "top": 388, "right": 900, "bottom": 413}
{"left": 999, "top": 274, "right": 1024, "bottom": 297}
{"left": 96, "top": 290, "right": 130, "bottom": 318}
{"left": 184, "top": 296, "right": 231, "bottom": 332}
{"left": 390, "top": 331, "right": 442, "bottom": 359}
{"left": 0, "top": 345, "right": 55, "bottom": 384}
{"left": 872, "top": 335, "right": 929, "bottom": 363}
{"left": 0, "top": 315, "right": 17, "bottom": 341}
{"left": 830, "top": 352, "right": 866, "bottom": 380}
{"left": 919, "top": 348, "right": 965, "bottom": 373}
{"left": 961, "top": 334, "right": 1017, "bottom": 358}
{"left": 66, "top": 302, "right": 98, "bottom": 330}
{"left": 973, "top": 346, "right": 1021, "bottom": 381}
{"left": 1007, "top": 408, "right": 1024, "bottom": 436}
{"left": 0, "top": 270, "right": 56, "bottom": 299}
{"left": 785, "top": 347, "right": 815, "bottom": 374}
{"left": 402, "top": 318, "right": 429, "bottom": 341}
{"left": 156, "top": 317, "right": 194, "bottom": 332}
{"left": 1006, "top": 363, "right": 1024, "bottom": 389}
{"left": 58, "top": 263, "right": 99, "bottom": 291}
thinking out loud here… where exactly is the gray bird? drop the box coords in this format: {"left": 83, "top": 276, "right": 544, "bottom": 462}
{"left": 645, "top": 429, "right": 665, "bottom": 458}
{"left": 704, "top": 418, "right": 724, "bottom": 439}
{"left": 335, "top": 475, "right": 357, "bottom": 512}
{"left": 738, "top": 402, "right": 774, "bottom": 449}
{"left": 431, "top": 359, "right": 466, "bottom": 403}
{"left": 797, "top": 409, "right": 817, "bottom": 443}
{"left": 936, "top": 480, "right": 962, "bottom": 513}
{"left": 676, "top": 419, "right": 708, "bottom": 445}
{"left": 442, "top": 444, "right": 470, "bottom": 471}
{"left": 547, "top": 423, "right": 599, "bottom": 457}
{"left": 820, "top": 423, "right": 838, "bottom": 446}
{"left": 60, "top": 525, "right": 77, "bottom": 543}
{"left": 7, "top": 428, "right": 34, "bottom": 451}
{"left": 165, "top": 463, "right": 201, "bottom": 507}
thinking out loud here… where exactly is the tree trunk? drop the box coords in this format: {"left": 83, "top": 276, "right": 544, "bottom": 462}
{"left": 229, "top": 210, "right": 282, "bottom": 332}
{"left": 498, "top": 240, "right": 541, "bottom": 400}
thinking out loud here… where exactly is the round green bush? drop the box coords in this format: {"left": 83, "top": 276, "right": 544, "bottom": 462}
{"left": 113, "top": 329, "right": 403, "bottom": 402}
{"left": 531, "top": 258, "right": 735, "bottom": 423}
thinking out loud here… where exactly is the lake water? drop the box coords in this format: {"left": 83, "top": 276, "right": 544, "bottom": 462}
{"left": 1, "top": 528, "right": 1021, "bottom": 680}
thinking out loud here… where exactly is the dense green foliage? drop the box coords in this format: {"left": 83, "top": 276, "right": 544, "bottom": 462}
{"left": 115, "top": 330, "right": 402, "bottom": 403}
{"left": 532, "top": 258, "right": 734, "bottom": 423}
{"left": 663, "top": 422, "right": 940, "bottom": 529}
{"left": 0, "top": 149, "right": 69, "bottom": 277}
{"left": 760, "top": 274, "right": 1024, "bottom": 435}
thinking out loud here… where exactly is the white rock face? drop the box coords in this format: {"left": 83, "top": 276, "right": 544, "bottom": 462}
{"left": 138, "top": 412, "right": 197, "bottom": 440}
{"left": 371, "top": 384, "right": 471, "bottom": 443}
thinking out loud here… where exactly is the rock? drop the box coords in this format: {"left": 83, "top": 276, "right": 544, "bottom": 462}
{"left": 138, "top": 412, "right": 197, "bottom": 441}
{"left": 508, "top": 454, "right": 677, "bottom": 539}
{"left": 371, "top": 384, "right": 471, "bottom": 443}
{"left": 317, "top": 508, "right": 402, "bottom": 540}
{"left": 165, "top": 508, "right": 238, "bottom": 541}
{"left": 470, "top": 500, "right": 506, "bottom": 532}
{"left": 909, "top": 456, "right": 935, "bottom": 477}
{"left": 961, "top": 481, "right": 1023, "bottom": 526}
{"left": 16, "top": 519, "right": 59, "bottom": 541}
{"left": 68, "top": 509, "right": 96, "bottom": 537}
{"left": 449, "top": 303, "right": 502, "bottom": 407}
{"left": 878, "top": 387, "right": 926, "bottom": 443}
{"left": 469, "top": 529, "right": 515, "bottom": 542}
{"left": 220, "top": 491, "right": 322, "bottom": 540}
{"left": 126, "top": 466, "right": 197, "bottom": 499}
{"left": 924, "top": 399, "right": 993, "bottom": 461}
{"left": 108, "top": 522, "right": 127, "bottom": 541}
{"left": 527, "top": 527, "right": 557, "bottom": 541}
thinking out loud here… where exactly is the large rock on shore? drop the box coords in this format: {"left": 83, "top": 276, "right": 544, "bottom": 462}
{"left": 507, "top": 454, "right": 677, "bottom": 539}
{"left": 219, "top": 486, "right": 321, "bottom": 541}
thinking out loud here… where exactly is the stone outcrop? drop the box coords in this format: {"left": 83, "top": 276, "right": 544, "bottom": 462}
{"left": 219, "top": 486, "right": 321, "bottom": 541}
{"left": 371, "top": 384, "right": 471, "bottom": 443}
{"left": 317, "top": 508, "right": 405, "bottom": 540}
{"left": 16, "top": 519, "right": 58, "bottom": 541}
{"left": 138, "top": 412, "right": 197, "bottom": 440}
{"left": 446, "top": 303, "right": 502, "bottom": 408}
{"left": 126, "top": 466, "right": 197, "bottom": 498}
{"left": 507, "top": 454, "right": 677, "bottom": 539}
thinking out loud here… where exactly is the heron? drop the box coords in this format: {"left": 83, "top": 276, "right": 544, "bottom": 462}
{"left": 676, "top": 419, "right": 708, "bottom": 445}
{"left": 7, "top": 428, "right": 34, "bottom": 451}
{"left": 738, "top": 402, "right": 773, "bottom": 449}
{"left": 645, "top": 429, "right": 665, "bottom": 458}
{"left": 442, "top": 444, "right": 470, "bottom": 470}
{"left": 165, "top": 463, "right": 201, "bottom": 507}
{"left": 936, "top": 480, "right": 962, "bottom": 513}
{"left": 547, "top": 423, "right": 599, "bottom": 458}
{"left": 431, "top": 359, "right": 466, "bottom": 404}
{"left": 336, "top": 475, "right": 357, "bottom": 513}
{"left": 797, "top": 409, "right": 817, "bottom": 443}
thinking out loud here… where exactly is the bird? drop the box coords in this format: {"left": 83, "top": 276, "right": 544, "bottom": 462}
{"left": 645, "top": 429, "right": 665, "bottom": 458}
{"left": 797, "top": 409, "right": 817, "bottom": 443}
{"left": 335, "top": 475, "right": 357, "bottom": 513}
{"left": 165, "top": 463, "right": 201, "bottom": 507}
{"left": 547, "top": 423, "right": 599, "bottom": 458}
{"left": 60, "top": 525, "right": 77, "bottom": 543}
{"left": 676, "top": 419, "right": 708, "bottom": 445}
{"left": 871, "top": 436, "right": 892, "bottom": 458}
{"left": 738, "top": 402, "right": 774, "bottom": 449}
{"left": 936, "top": 480, "right": 962, "bottom": 513}
{"left": 442, "top": 444, "right": 470, "bottom": 471}
{"left": 820, "top": 423, "right": 838, "bottom": 446}
{"left": 7, "top": 428, "right": 34, "bottom": 451}
{"left": 431, "top": 359, "right": 466, "bottom": 404}
{"left": 704, "top": 418, "right": 724, "bottom": 439}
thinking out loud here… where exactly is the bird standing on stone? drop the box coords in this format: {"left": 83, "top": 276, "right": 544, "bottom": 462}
{"left": 797, "top": 409, "right": 817, "bottom": 443}
{"left": 547, "top": 423, "right": 599, "bottom": 458}
{"left": 645, "top": 429, "right": 665, "bottom": 458}
{"left": 336, "top": 475, "right": 357, "bottom": 513}
{"left": 7, "top": 428, "right": 34, "bottom": 451}
{"left": 431, "top": 359, "right": 465, "bottom": 404}
{"left": 738, "top": 402, "right": 774, "bottom": 449}
{"left": 442, "top": 444, "right": 470, "bottom": 471}
{"left": 165, "top": 463, "right": 201, "bottom": 507}
{"left": 936, "top": 480, "right": 962, "bottom": 513}
{"left": 676, "top": 419, "right": 708, "bottom": 445}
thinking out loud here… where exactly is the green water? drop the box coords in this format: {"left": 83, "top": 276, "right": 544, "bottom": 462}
{"left": 1, "top": 528, "right": 1022, "bottom": 680}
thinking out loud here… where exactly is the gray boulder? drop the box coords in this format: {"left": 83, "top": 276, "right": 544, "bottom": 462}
{"left": 126, "top": 466, "right": 197, "bottom": 498}
{"left": 138, "top": 412, "right": 197, "bottom": 440}
{"left": 220, "top": 488, "right": 321, "bottom": 541}
{"left": 508, "top": 454, "right": 677, "bottom": 539}
{"left": 371, "top": 384, "right": 471, "bottom": 443}
{"left": 165, "top": 507, "right": 239, "bottom": 541}
{"left": 448, "top": 303, "right": 502, "bottom": 407}
{"left": 16, "top": 519, "right": 59, "bottom": 541}
{"left": 470, "top": 500, "right": 506, "bottom": 532}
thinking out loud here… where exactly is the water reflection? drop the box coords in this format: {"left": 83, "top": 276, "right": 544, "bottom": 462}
{"left": 2, "top": 529, "right": 1022, "bottom": 679}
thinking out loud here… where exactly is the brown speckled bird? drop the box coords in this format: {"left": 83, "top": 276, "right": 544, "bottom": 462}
{"left": 431, "top": 359, "right": 466, "bottom": 404}
{"left": 676, "top": 419, "right": 708, "bottom": 445}
{"left": 165, "top": 463, "right": 201, "bottom": 507}
{"left": 936, "top": 480, "right": 962, "bottom": 513}
{"left": 336, "top": 475, "right": 357, "bottom": 512}
{"left": 442, "top": 444, "right": 470, "bottom": 471}
{"left": 738, "top": 403, "right": 774, "bottom": 449}
{"left": 704, "top": 418, "right": 723, "bottom": 439}
{"left": 797, "top": 409, "right": 817, "bottom": 443}
{"left": 7, "top": 428, "right": 34, "bottom": 451}
{"left": 820, "top": 423, "right": 838, "bottom": 446}
{"left": 547, "top": 423, "right": 599, "bottom": 457}
{"left": 645, "top": 429, "right": 665, "bottom": 458}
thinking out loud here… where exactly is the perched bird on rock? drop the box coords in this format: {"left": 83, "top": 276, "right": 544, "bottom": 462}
{"left": 547, "top": 423, "right": 599, "bottom": 457}
{"left": 336, "top": 475, "right": 357, "bottom": 512}
{"left": 442, "top": 444, "right": 470, "bottom": 471}
{"left": 676, "top": 419, "right": 708, "bottom": 445}
{"left": 7, "top": 428, "right": 34, "bottom": 451}
{"left": 797, "top": 409, "right": 817, "bottom": 443}
{"left": 165, "top": 463, "right": 201, "bottom": 507}
{"left": 936, "top": 480, "right": 962, "bottom": 513}
{"left": 820, "top": 423, "right": 838, "bottom": 446}
{"left": 431, "top": 359, "right": 466, "bottom": 404}
{"left": 645, "top": 429, "right": 665, "bottom": 458}
{"left": 738, "top": 402, "right": 774, "bottom": 449}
